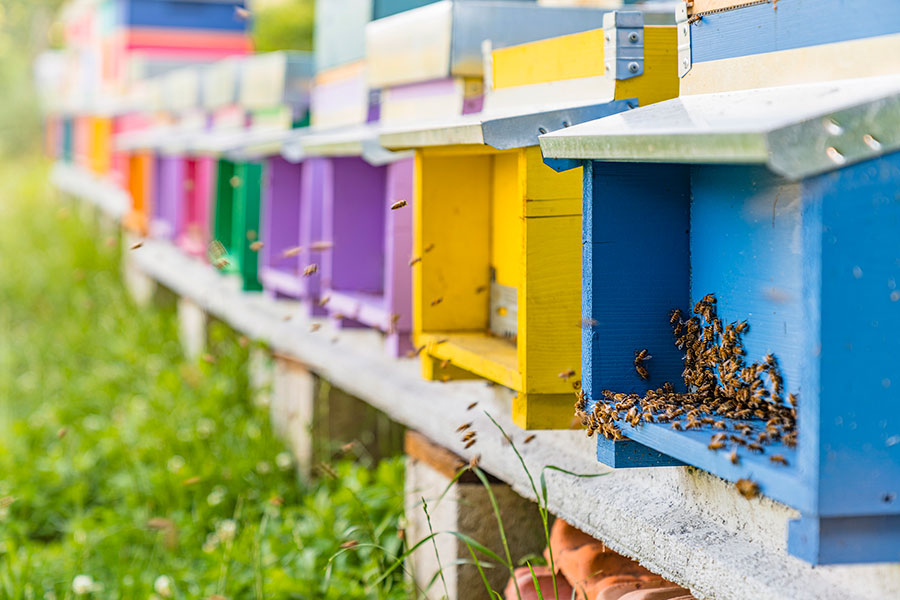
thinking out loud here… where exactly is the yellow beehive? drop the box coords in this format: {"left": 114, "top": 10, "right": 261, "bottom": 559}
{"left": 381, "top": 18, "right": 678, "bottom": 429}
{"left": 88, "top": 116, "right": 113, "bottom": 175}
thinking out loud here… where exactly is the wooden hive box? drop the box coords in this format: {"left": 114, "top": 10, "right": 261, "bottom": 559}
{"left": 215, "top": 52, "right": 316, "bottom": 292}
{"left": 380, "top": 11, "right": 678, "bottom": 428}
{"left": 61, "top": 116, "right": 74, "bottom": 163}
{"left": 539, "top": 0, "right": 900, "bottom": 564}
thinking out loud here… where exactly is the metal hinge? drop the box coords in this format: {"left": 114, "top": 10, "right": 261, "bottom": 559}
{"left": 676, "top": 3, "right": 692, "bottom": 78}
{"left": 603, "top": 11, "right": 644, "bottom": 81}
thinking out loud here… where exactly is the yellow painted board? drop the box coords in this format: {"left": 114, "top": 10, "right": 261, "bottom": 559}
{"left": 420, "top": 353, "right": 484, "bottom": 382}
{"left": 414, "top": 150, "right": 492, "bottom": 334}
{"left": 491, "top": 151, "right": 524, "bottom": 289}
{"left": 518, "top": 213, "right": 582, "bottom": 397}
{"left": 89, "top": 117, "right": 112, "bottom": 174}
{"left": 523, "top": 146, "right": 583, "bottom": 204}
{"left": 513, "top": 392, "right": 580, "bottom": 430}
{"left": 492, "top": 29, "right": 605, "bottom": 89}
{"left": 422, "top": 332, "right": 521, "bottom": 391}
{"left": 615, "top": 26, "right": 679, "bottom": 107}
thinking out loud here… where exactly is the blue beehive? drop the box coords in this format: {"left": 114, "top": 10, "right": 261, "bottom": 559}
{"left": 107, "top": 0, "right": 248, "bottom": 31}
{"left": 540, "top": 0, "right": 900, "bottom": 565}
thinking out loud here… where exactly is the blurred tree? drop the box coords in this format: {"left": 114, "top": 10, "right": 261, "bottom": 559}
{"left": 0, "top": 0, "right": 64, "bottom": 156}
{"left": 251, "top": 0, "right": 315, "bottom": 52}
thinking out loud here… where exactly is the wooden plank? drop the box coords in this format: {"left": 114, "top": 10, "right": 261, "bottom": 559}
{"left": 491, "top": 28, "right": 605, "bottom": 90}
{"left": 614, "top": 26, "right": 679, "bottom": 108}
{"left": 414, "top": 150, "right": 491, "bottom": 334}
{"left": 688, "top": 0, "right": 769, "bottom": 16}
{"left": 681, "top": 33, "right": 900, "bottom": 95}
{"left": 519, "top": 213, "right": 582, "bottom": 397}
{"left": 422, "top": 333, "right": 521, "bottom": 390}
{"left": 491, "top": 151, "right": 523, "bottom": 290}
{"left": 523, "top": 146, "right": 582, "bottom": 205}
{"left": 405, "top": 430, "right": 469, "bottom": 480}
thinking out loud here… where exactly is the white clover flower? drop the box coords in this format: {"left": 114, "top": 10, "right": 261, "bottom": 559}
{"left": 207, "top": 486, "right": 226, "bottom": 507}
{"left": 167, "top": 455, "right": 186, "bottom": 473}
{"left": 196, "top": 418, "right": 215, "bottom": 439}
{"left": 72, "top": 575, "right": 95, "bottom": 595}
{"left": 202, "top": 533, "right": 219, "bottom": 553}
{"left": 246, "top": 423, "right": 261, "bottom": 440}
{"left": 216, "top": 519, "right": 237, "bottom": 543}
{"left": 256, "top": 461, "right": 271, "bottom": 475}
{"left": 275, "top": 452, "right": 293, "bottom": 471}
{"left": 153, "top": 575, "right": 173, "bottom": 598}
{"left": 43, "top": 592, "right": 57, "bottom": 600}
{"left": 122, "top": 575, "right": 134, "bottom": 587}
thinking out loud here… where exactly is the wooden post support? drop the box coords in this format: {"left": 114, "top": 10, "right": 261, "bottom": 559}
{"left": 176, "top": 296, "right": 208, "bottom": 360}
{"left": 121, "top": 235, "right": 158, "bottom": 308}
{"left": 269, "top": 354, "right": 316, "bottom": 476}
{"left": 404, "top": 430, "right": 546, "bottom": 599}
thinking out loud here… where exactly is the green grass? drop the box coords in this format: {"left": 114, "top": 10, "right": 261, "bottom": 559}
{"left": 0, "top": 160, "right": 408, "bottom": 599}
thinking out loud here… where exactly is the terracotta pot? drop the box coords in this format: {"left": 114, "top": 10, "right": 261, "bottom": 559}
{"left": 505, "top": 565, "right": 575, "bottom": 600}
{"left": 617, "top": 587, "right": 692, "bottom": 600}
{"left": 545, "top": 519, "right": 602, "bottom": 569}
{"left": 557, "top": 542, "right": 654, "bottom": 600}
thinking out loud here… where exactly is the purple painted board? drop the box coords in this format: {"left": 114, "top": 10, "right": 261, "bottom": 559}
{"left": 383, "top": 157, "right": 414, "bottom": 355}
{"left": 152, "top": 155, "right": 183, "bottom": 239}
{"left": 322, "top": 157, "right": 387, "bottom": 295}
{"left": 260, "top": 156, "right": 329, "bottom": 317}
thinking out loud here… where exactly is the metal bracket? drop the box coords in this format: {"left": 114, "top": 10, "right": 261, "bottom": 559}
{"left": 676, "top": 3, "right": 692, "bottom": 78}
{"left": 603, "top": 11, "right": 644, "bottom": 81}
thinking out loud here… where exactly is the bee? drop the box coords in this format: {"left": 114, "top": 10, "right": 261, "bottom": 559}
{"left": 246, "top": 229, "right": 257, "bottom": 241}
{"left": 282, "top": 246, "right": 303, "bottom": 258}
{"left": 207, "top": 240, "right": 227, "bottom": 265}
{"left": 234, "top": 6, "right": 251, "bottom": 19}
{"left": 390, "top": 200, "right": 407, "bottom": 210}
{"left": 340, "top": 540, "right": 358, "bottom": 549}
{"left": 708, "top": 440, "right": 725, "bottom": 451}
{"left": 408, "top": 256, "right": 422, "bottom": 267}
{"left": 713, "top": 421, "right": 727, "bottom": 430}
{"left": 431, "top": 297, "right": 443, "bottom": 306}
{"left": 729, "top": 448, "right": 740, "bottom": 465}
{"left": 229, "top": 175, "right": 241, "bottom": 188}
{"left": 635, "top": 364, "right": 650, "bottom": 381}
{"left": 319, "top": 295, "right": 331, "bottom": 307}
{"left": 424, "top": 243, "right": 435, "bottom": 253}
{"left": 310, "top": 241, "right": 333, "bottom": 251}
{"left": 572, "top": 379, "right": 582, "bottom": 390}
{"left": 250, "top": 241, "right": 263, "bottom": 252}
{"left": 475, "top": 285, "right": 488, "bottom": 294}
{"left": 303, "top": 264, "right": 318, "bottom": 277}
{"left": 558, "top": 369, "right": 576, "bottom": 380}
{"left": 469, "top": 454, "right": 481, "bottom": 469}
{"left": 130, "top": 241, "right": 143, "bottom": 250}
{"left": 747, "top": 442, "right": 764, "bottom": 453}
{"left": 524, "top": 434, "right": 537, "bottom": 444}
{"left": 456, "top": 423, "right": 472, "bottom": 433}
{"left": 440, "top": 359, "right": 450, "bottom": 369}
{"left": 787, "top": 393, "right": 798, "bottom": 407}
{"left": 464, "top": 439, "right": 477, "bottom": 449}
{"left": 669, "top": 309, "right": 682, "bottom": 325}
{"left": 580, "top": 317, "right": 599, "bottom": 329}
{"left": 467, "top": 401, "right": 478, "bottom": 411}
{"left": 735, "top": 478, "right": 759, "bottom": 499}
{"left": 770, "top": 455, "right": 789, "bottom": 466}
{"left": 309, "top": 323, "right": 321, "bottom": 332}
{"left": 671, "top": 421, "right": 683, "bottom": 431}
{"left": 283, "top": 315, "right": 293, "bottom": 321}
{"left": 735, "top": 320, "right": 749, "bottom": 334}
{"left": 440, "top": 375, "right": 450, "bottom": 383}
{"left": 434, "top": 338, "right": 449, "bottom": 345}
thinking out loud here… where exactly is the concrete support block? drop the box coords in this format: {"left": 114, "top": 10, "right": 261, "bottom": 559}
{"left": 270, "top": 355, "right": 316, "bottom": 476}
{"left": 176, "top": 296, "right": 208, "bottom": 360}
{"left": 404, "top": 431, "right": 547, "bottom": 599}
{"left": 122, "top": 243, "right": 157, "bottom": 308}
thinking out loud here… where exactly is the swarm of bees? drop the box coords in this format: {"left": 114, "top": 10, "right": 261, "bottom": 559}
{"left": 574, "top": 294, "right": 797, "bottom": 467}
{"left": 457, "top": 421, "right": 478, "bottom": 449}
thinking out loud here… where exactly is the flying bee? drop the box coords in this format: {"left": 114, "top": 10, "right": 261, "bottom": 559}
{"left": 635, "top": 364, "right": 650, "bottom": 381}
{"left": 462, "top": 432, "right": 476, "bottom": 443}
{"left": 524, "top": 434, "right": 536, "bottom": 444}
{"left": 440, "top": 359, "right": 450, "bottom": 369}
{"left": 318, "top": 295, "right": 331, "bottom": 307}
{"left": 735, "top": 478, "right": 759, "bottom": 499}
{"left": 234, "top": 6, "right": 251, "bottom": 19}
{"left": 246, "top": 229, "right": 257, "bottom": 241}
{"left": 282, "top": 246, "right": 303, "bottom": 258}
{"left": 250, "top": 241, "right": 263, "bottom": 252}
{"left": 310, "top": 241, "right": 333, "bottom": 251}
{"left": 464, "top": 439, "right": 477, "bottom": 449}
{"left": 572, "top": 379, "right": 582, "bottom": 390}
{"left": 390, "top": 200, "right": 407, "bottom": 210}
{"left": 475, "top": 285, "right": 488, "bottom": 294}
{"left": 309, "top": 323, "right": 321, "bottom": 332}
{"left": 207, "top": 239, "right": 227, "bottom": 263}
{"left": 431, "top": 297, "right": 443, "bottom": 306}
{"left": 424, "top": 243, "right": 435, "bottom": 253}
{"left": 130, "top": 241, "right": 144, "bottom": 250}
{"left": 580, "top": 317, "right": 599, "bottom": 329}
{"left": 469, "top": 454, "right": 481, "bottom": 469}
{"left": 558, "top": 369, "right": 576, "bottom": 380}
{"left": 303, "top": 264, "right": 318, "bottom": 277}
{"left": 729, "top": 448, "right": 740, "bottom": 465}
{"left": 408, "top": 256, "right": 422, "bottom": 266}
{"left": 440, "top": 375, "right": 450, "bottom": 383}
{"left": 770, "top": 455, "right": 788, "bottom": 466}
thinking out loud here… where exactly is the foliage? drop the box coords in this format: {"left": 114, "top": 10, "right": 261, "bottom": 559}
{"left": 251, "top": 0, "right": 315, "bottom": 53}
{"left": 0, "top": 160, "right": 408, "bottom": 599}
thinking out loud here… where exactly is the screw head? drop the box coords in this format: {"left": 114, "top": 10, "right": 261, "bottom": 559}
{"left": 628, "top": 32, "right": 639, "bottom": 43}
{"left": 627, "top": 62, "right": 640, "bottom": 73}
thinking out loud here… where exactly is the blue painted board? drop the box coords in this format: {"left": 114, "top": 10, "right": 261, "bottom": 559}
{"left": 373, "top": 0, "right": 442, "bottom": 20}
{"left": 803, "top": 152, "right": 900, "bottom": 518}
{"left": 788, "top": 514, "right": 900, "bottom": 565}
{"left": 596, "top": 437, "right": 684, "bottom": 468}
{"left": 115, "top": 0, "right": 249, "bottom": 31}
{"left": 61, "top": 118, "right": 73, "bottom": 163}
{"left": 582, "top": 162, "right": 690, "bottom": 403}
{"left": 691, "top": 0, "right": 900, "bottom": 64}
